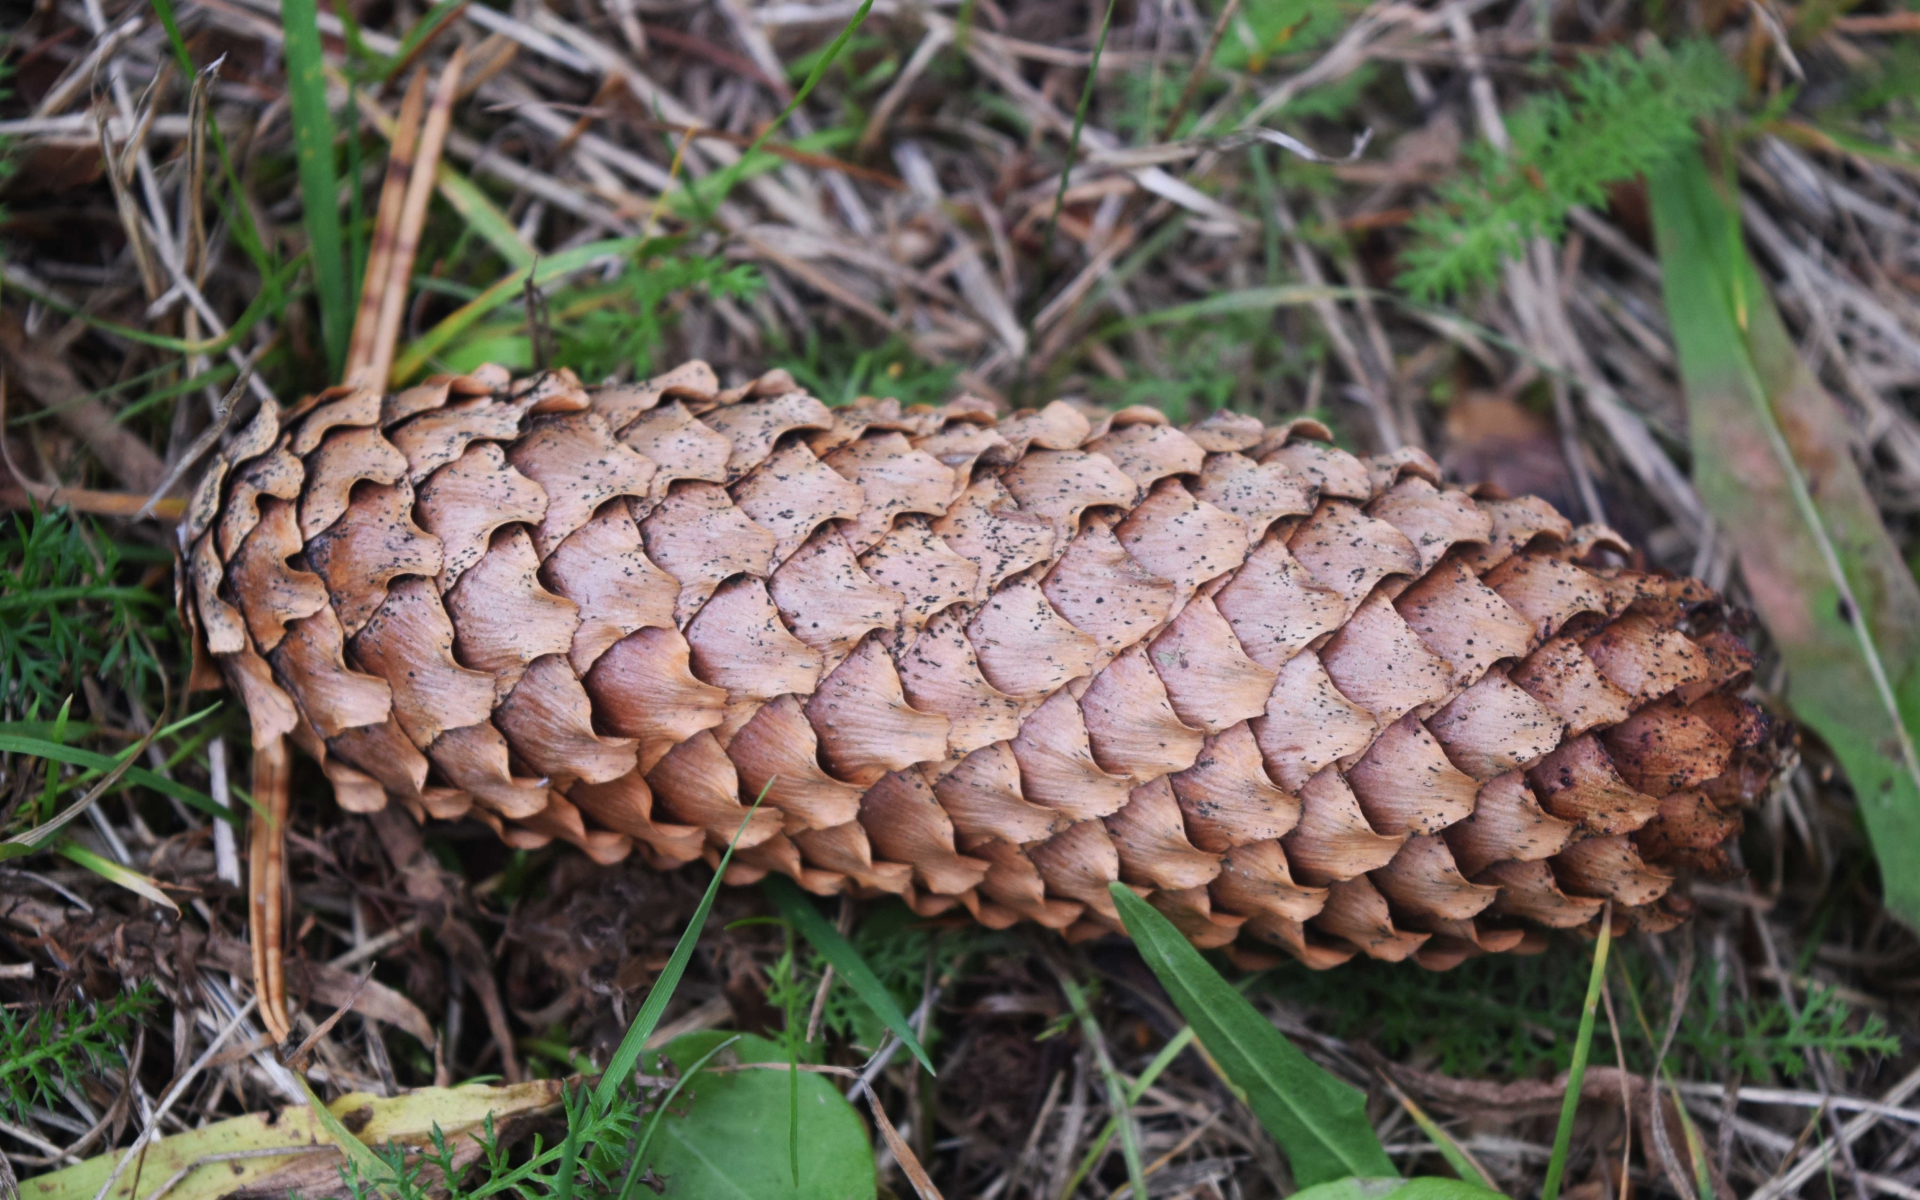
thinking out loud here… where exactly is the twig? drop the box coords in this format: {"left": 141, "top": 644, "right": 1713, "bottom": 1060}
{"left": 859, "top": 23, "right": 952, "bottom": 155}
{"left": 281, "top": 971, "right": 372, "bottom": 1073}
{"left": 327, "top": 916, "right": 424, "bottom": 970}
{"left": 863, "top": 1087, "right": 945, "bottom": 1200}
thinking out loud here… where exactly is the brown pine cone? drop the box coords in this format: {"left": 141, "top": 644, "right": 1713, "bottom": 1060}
{"left": 179, "top": 361, "right": 1777, "bottom": 975}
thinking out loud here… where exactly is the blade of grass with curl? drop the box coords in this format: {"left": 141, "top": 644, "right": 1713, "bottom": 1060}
{"left": 55, "top": 840, "right": 179, "bottom": 914}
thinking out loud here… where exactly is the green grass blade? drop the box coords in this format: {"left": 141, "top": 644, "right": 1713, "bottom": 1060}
{"left": 1650, "top": 147, "right": 1920, "bottom": 931}
{"left": 763, "top": 875, "right": 935, "bottom": 1075}
{"left": 1059, "top": 1027, "right": 1196, "bottom": 1199}
{"left": 1109, "top": 883, "right": 1395, "bottom": 1186}
{"left": 1542, "top": 911, "right": 1613, "bottom": 1200}
{"left": 392, "top": 238, "right": 650, "bottom": 383}
{"left": 2, "top": 256, "right": 305, "bottom": 355}
{"left": 1039, "top": 0, "right": 1117, "bottom": 257}
{"left": 1059, "top": 973, "right": 1147, "bottom": 1200}
{"left": 281, "top": 0, "right": 350, "bottom": 376}
{"left": 38, "top": 697, "right": 73, "bottom": 822}
{"left": 3, "top": 725, "right": 154, "bottom": 860}
{"left": 0, "top": 734, "right": 228, "bottom": 825}
{"left": 382, "top": 0, "right": 468, "bottom": 81}
{"left": 53, "top": 840, "right": 179, "bottom": 914}
{"left": 592, "top": 789, "right": 767, "bottom": 1112}
{"left": 1382, "top": 1077, "right": 1499, "bottom": 1191}
{"left": 1096, "top": 284, "right": 1360, "bottom": 337}
{"left": 549, "top": 1082, "right": 589, "bottom": 1200}
{"left": 679, "top": 0, "right": 874, "bottom": 218}
{"left": 429, "top": 166, "right": 537, "bottom": 269}
{"left": 1289, "top": 1179, "right": 1506, "bottom": 1200}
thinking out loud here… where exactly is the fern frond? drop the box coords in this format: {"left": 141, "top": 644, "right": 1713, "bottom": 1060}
{"left": 0, "top": 982, "right": 156, "bottom": 1122}
{"left": 1398, "top": 39, "right": 1740, "bottom": 301}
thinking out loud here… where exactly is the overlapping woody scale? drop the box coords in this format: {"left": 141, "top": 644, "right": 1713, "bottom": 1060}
{"left": 180, "top": 361, "right": 1777, "bottom": 971}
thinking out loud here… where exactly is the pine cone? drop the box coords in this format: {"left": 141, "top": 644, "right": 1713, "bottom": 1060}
{"left": 180, "top": 361, "right": 1776, "bottom": 973}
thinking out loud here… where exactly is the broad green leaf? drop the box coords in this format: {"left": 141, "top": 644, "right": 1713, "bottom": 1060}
{"left": 1650, "top": 149, "right": 1920, "bottom": 930}
{"left": 639, "top": 1032, "right": 875, "bottom": 1200}
{"left": 1109, "top": 883, "right": 1396, "bottom": 1185}
{"left": 762, "top": 875, "right": 934, "bottom": 1075}
{"left": 1290, "top": 1178, "right": 1507, "bottom": 1200}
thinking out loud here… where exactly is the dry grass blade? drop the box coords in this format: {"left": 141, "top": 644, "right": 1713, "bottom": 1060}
{"left": 865, "top": 1089, "right": 944, "bottom": 1200}
{"left": 368, "top": 48, "right": 466, "bottom": 390}
{"left": 345, "top": 69, "right": 429, "bottom": 386}
{"left": 248, "top": 737, "right": 292, "bottom": 1044}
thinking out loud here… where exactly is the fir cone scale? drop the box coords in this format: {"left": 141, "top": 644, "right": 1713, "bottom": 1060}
{"left": 179, "top": 361, "right": 1778, "bottom": 974}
